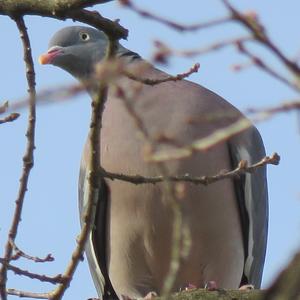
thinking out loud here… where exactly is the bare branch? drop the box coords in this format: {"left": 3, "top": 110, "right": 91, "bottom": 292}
{"left": 48, "top": 36, "right": 118, "bottom": 300}
{"left": 124, "top": 63, "right": 200, "bottom": 85}
{"left": 0, "top": 1, "right": 291, "bottom": 299}
{"left": 148, "top": 117, "right": 252, "bottom": 162}
{"left": 153, "top": 36, "right": 252, "bottom": 63}
{"left": 1, "top": 84, "right": 86, "bottom": 114}
{"left": 147, "top": 94, "right": 296, "bottom": 161}
{"left": 66, "top": 9, "right": 127, "bottom": 39}
{"left": 246, "top": 100, "right": 300, "bottom": 115}
{"left": 153, "top": 37, "right": 300, "bottom": 93}
{"left": 0, "top": 101, "right": 9, "bottom": 113}
{"left": 0, "top": 17, "right": 36, "bottom": 300}
{"left": 5, "top": 55, "right": 300, "bottom": 124}
{"left": 7, "top": 288, "right": 49, "bottom": 299}
{"left": 119, "top": 0, "right": 230, "bottom": 32}
{"left": 0, "top": 0, "right": 112, "bottom": 13}
{"left": 0, "top": 0, "right": 127, "bottom": 40}
{"left": 101, "top": 153, "right": 280, "bottom": 185}
{"left": 0, "top": 258, "right": 63, "bottom": 285}
{"left": 222, "top": 0, "right": 300, "bottom": 77}
{"left": 182, "top": 100, "right": 300, "bottom": 126}
{"left": 10, "top": 241, "right": 54, "bottom": 263}
{"left": 113, "top": 85, "right": 153, "bottom": 142}
{"left": 0, "top": 113, "right": 20, "bottom": 124}
{"left": 112, "top": 82, "right": 188, "bottom": 297}
{"left": 235, "top": 41, "right": 300, "bottom": 92}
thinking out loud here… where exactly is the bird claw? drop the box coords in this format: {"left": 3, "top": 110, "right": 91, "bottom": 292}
{"left": 142, "top": 292, "right": 157, "bottom": 299}
{"left": 121, "top": 291, "right": 157, "bottom": 300}
{"left": 204, "top": 280, "right": 218, "bottom": 291}
{"left": 183, "top": 283, "right": 197, "bottom": 291}
{"left": 239, "top": 284, "right": 254, "bottom": 290}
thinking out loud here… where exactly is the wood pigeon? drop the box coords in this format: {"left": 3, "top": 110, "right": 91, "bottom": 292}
{"left": 39, "top": 26, "right": 268, "bottom": 299}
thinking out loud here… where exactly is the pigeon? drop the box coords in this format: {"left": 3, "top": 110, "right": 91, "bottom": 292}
{"left": 39, "top": 26, "right": 268, "bottom": 299}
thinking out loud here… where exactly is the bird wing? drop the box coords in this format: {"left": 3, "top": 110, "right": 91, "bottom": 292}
{"left": 228, "top": 126, "right": 268, "bottom": 287}
{"left": 78, "top": 164, "right": 106, "bottom": 297}
{"left": 79, "top": 160, "right": 118, "bottom": 299}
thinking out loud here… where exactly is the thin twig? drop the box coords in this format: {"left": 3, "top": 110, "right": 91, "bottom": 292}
{"left": 1, "top": 84, "right": 86, "bottom": 114}
{"left": 7, "top": 288, "right": 49, "bottom": 299}
{"left": 246, "top": 100, "right": 300, "bottom": 115}
{"left": 113, "top": 85, "right": 189, "bottom": 297}
{"left": 48, "top": 36, "right": 118, "bottom": 300}
{"left": 101, "top": 153, "right": 280, "bottom": 185}
{"left": 119, "top": 0, "right": 230, "bottom": 32}
{"left": 149, "top": 117, "right": 253, "bottom": 162}
{"left": 0, "top": 1, "right": 127, "bottom": 40}
{"left": 222, "top": 0, "right": 300, "bottom": 77}
{"left": 0, "top": 113, "right": 20, "bottom": 124}
{"left": 0, "top": 258, "right": 63, "bottom": 285}
{"left": 5, "top": 59, "right": 300, "bottom": 123}
{"left": 153, "top": 36, "right": 252, "bottom": 63}
{"left": 124, "top": 63, "right": 200, "bottom": 85}
{"left": 66, "top": 9, "right": 127, "bottom": 39}
{"left": 179, "top": 100, "right": 300, "bottom": 126}
{"left": 10, "top": 241, "right": 54, "bottom": 263}
{"left": 235, "top": 41, "right": 300, "bottom": 92}
{"left": 0, "top": 17, "right": 36, "bottom": 300}
{"left": 0, "top": 101, "right": 9, "bottom": 113}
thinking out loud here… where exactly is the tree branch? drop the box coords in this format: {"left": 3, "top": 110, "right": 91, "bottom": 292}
{"left": 10, "top": 241, "right": 54, "bottom": 263}
{"left": 234, "top": 41, "right": 300, "bottom": 92}
{"left": 7, "top": 288, "right": 49, "bottom": 299}
{"left": 0, "top": 113, "right": 20, "bottom": 124}
{"left": 48, "top": 35, "right": 118, "bottom": 300}
{"left": 124, "top": 63, "right": 200, "bottom": 85}
{"left": 222, "top": 0, "right": 300, "bottom": 78}
{"left": 0, "top": 258, "right": 63, "bottom": 285}
{"left": 0, "top": 17, "right": 36, "bottom": 300}
{"left": 0, "top": 0, "right": 127, "bottom": 40}
{"left": 119, "top": 0, "right": 230, "bottom": 32}
{"left": 101, "top": 153, "right": 280, "bottom": 186}
{"left": 153, "top": 36, "right": 252, "bottom": 63}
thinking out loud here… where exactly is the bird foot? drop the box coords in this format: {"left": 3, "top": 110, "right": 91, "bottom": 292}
{"left": 204, "top": 281, "right": 218, "bottom": 291}
{"left": 142, "top": 292, "right": 157, "bottom": 299}
{"left": 121, "top": 291, "right": 157, "bottom": 300}
{"left": 183, "top": 283, "right": 197, "bottom": 291}
{"left": 239, "top": 284, "right": 254, "bottom": 290}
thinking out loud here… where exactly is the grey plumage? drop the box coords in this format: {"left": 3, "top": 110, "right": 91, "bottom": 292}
{"left": 229, "top": 128, "right": 268, "bottom": 287}
{"left": 40, "top": 26, "right": 268, "bottom": 299}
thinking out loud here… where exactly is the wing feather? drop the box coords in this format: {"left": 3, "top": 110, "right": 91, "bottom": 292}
{"left": 228, "top": 126, "right": 268, "bottom": 287}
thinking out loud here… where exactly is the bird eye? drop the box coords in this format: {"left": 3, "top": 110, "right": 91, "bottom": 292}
{"left": 79, "top": 32, "right": 90, "bottom": 41}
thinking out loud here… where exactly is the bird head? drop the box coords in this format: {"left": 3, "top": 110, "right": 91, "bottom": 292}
{"left": 39, "top": 26, "right": 111, "bottom": 81}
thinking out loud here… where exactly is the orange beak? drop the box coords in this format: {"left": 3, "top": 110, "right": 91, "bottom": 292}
{"left": 39, "top": 46, "right": 63, "bottom": 65}
{"left": 38, "top": 53, "right": 51, "bottom": 65}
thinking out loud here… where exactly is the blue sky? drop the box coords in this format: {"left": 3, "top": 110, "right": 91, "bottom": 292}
{"left": 1, "top": 1, "right": 300, "bottom": 299}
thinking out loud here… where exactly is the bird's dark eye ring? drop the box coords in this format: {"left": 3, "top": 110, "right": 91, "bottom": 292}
{"left": 80, "top": 32, "right": 90, "bottom": 41}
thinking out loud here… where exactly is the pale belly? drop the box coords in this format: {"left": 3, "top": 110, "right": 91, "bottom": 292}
{"left": 100, "top": 86, "right": 245, "bottom": 298}
{"left": 106, "top": 177, "right": 244, "bottom": 298}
